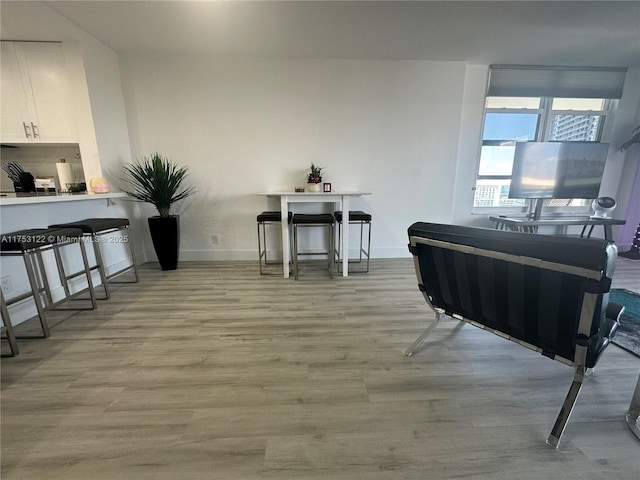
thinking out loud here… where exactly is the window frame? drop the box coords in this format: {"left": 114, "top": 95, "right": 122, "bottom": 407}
{"left": 472, "top": 96, "right": 614, "bottom": 215}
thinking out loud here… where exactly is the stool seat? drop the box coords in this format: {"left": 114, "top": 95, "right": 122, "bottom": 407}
{"left": 334, "top": 211, "right": 372, "bottom": 222}
{"left": 292, "top": 214, "right": 335, "bottom": 224}
{"left": 49, "top": 218, "right": 130, "bottom": 234}
{"left": 257, "top": 211, "right": 293, "bottom": 223}
{"left": 1, "top": 228, "right": 84, "bottom": 251}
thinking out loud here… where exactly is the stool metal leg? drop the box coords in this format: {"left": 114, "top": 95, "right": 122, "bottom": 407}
{"left": 91, "top": 234, "right": 111, "bottom": 299}
{"left": 100, "top": 226, "right": 140, "bottom": 285}
{"left": 257, "top": 222, "right": 265, "bottom": 275}
{"left": 258, "top": 221, "right": 289, "bottom": 275}
{"left": 22, "top": 252, "right": 50, "bottom": 338}
{"left": 328, "top": 223, "right": 334, "bottom": 279}
{"left": 34, "top": 250, "right": 54, "bottom": 307}
{"left": 0, "top": 290, "right": 19, "bottom": 357}
{"left": 49, "top": 242, "right": 97, "bottom": 311}
{"left": 53, "top": 245, "right": 72, "bottom": 299}
{"left": 293, "top": 224, "right": 299, "bottom": 280}
{"left": 79, "top": 241, "right": 98, "bottom": 310}
{"left": 336, "top": 220, "right": 371, "bottom": 274}
{"left": 125, "top": 225, "right": 140, "bottom": 283}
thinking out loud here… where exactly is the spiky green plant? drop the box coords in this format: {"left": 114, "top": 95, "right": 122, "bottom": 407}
{"left": 122, "top": 153, "right": 196, "bottom": 217}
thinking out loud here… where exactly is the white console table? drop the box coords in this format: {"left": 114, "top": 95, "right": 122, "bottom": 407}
{"left": 259, "top": 191, "right": 371, "bottom": 278}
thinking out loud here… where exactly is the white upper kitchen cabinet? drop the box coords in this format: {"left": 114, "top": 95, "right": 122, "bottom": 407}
{"left": 1, "top": 41, "right": 78, "bottom": 144}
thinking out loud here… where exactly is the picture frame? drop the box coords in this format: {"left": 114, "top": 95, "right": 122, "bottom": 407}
{"left": 323, "top": 182, "right": 332, "bottom": 192}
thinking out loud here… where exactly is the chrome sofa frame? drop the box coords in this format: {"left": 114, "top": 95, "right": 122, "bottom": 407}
{"left": 406, "top": 222, "right": 623, "bottom": 448}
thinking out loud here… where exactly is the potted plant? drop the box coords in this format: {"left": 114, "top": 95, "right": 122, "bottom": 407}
{"left": 123, "top": 153, "right": 196, "bottom": 270}
{"left": 306, "top": 163, "right": 324, "bottom": 192}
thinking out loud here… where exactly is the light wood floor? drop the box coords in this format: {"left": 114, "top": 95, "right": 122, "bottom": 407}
{"left": 2, "top": 258, "right": 639, "bottom": 479}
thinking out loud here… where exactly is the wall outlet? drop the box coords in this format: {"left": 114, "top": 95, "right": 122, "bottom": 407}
{"left": 211, "top": 234, "right": 220, "bottom": 245}
{"left": 1, "top": 275, "right": 14, "bottom": 295}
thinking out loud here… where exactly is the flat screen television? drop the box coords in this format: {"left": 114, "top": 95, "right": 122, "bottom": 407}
{"left": 509, "top": 142, "right": 609, "bottom": 200}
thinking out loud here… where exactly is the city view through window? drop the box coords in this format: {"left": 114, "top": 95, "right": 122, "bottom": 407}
{"left": 474, "top": 97, "right": 607, "bottom": 208}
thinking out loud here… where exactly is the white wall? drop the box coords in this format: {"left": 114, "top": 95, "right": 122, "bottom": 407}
{"left": 119, "top": 54, "right": 467, "bottom": 260}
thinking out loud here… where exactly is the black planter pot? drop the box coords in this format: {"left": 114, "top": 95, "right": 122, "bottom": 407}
{"left": 148, "top": 215, "right": 180, "bottom": 271}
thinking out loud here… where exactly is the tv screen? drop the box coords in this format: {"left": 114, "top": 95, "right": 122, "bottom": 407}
{"left": 508, "top": 142, "right": 609, "bottom": 199}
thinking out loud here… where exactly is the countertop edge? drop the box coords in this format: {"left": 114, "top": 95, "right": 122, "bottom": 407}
{"left": 0, "top": 192, "right": 128, "bottom": 206}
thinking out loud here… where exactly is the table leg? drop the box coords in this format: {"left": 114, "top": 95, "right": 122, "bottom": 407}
{"left": 342, "top": 196, "right": 349, "bottom": 277}
{"left": 604, "top": 224, "right": 613, "bottom": 242}
{"left": 281, "top": 196, "right": 290, "bottom": 278}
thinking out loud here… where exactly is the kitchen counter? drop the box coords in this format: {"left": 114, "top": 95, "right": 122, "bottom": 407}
{"left": 0, "top": 191, "right": 127, "bottom": 206}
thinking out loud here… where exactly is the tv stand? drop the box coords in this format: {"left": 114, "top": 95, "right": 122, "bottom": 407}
{"left": 489, "top": 215, "right": 625, "bottom": 242}
{"left": 532, "top": 198, "right": 544, "bottom": 221}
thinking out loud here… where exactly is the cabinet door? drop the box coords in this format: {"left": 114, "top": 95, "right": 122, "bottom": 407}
{"left": 16, "top": 42, "right": 78, "bottom": 143}
{"left": 0, "top": 42, "right": 33, "bottom": 142}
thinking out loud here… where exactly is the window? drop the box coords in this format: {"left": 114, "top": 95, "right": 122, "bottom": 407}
{"left": 473, "top": 65, "right": 626, "bottom": 208}
{"left": 473, "top": 66, "right": 626, "bottom": 210}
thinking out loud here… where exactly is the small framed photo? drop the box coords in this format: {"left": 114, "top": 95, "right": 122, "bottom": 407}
{"left": 323, "top": 182, "right": 332, "bottom": 192}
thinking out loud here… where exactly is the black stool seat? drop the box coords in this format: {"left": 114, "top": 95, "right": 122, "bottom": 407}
{"left": 1, "top": 228, "right": 84, "bottom": 251}
{"left": 257, "top": 211, "right": 293, "bottom": 223}
{"left": 334, "top": 211, "right": 372, "bottom": 222}
{"left": 292, "top": 214, "right": 335, "bottom": 224}
{"left": 49, "top": 218, "right": 130, "bottom": 234}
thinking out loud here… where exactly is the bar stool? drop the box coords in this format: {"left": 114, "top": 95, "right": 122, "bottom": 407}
{"left": 0, "top": 227, "right": 97, "bottom": 340}
{"left": 1, "top": 290, "right": 19, "bottom": 356}
{"left": 292, "top": 213, "right": 335, "bottom": 280}
{"left": 257, "top": 211, "right": 293, "bottom": 275}
{"left": 334, "top": 210, "right": 372, "bottom": 273}
{"left": 49, "top": 218, "right": 138, "bottom": 300}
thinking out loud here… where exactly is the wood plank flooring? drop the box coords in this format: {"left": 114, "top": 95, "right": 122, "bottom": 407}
{"left": 2, "top": 258, "right": 639, "bottom": 479}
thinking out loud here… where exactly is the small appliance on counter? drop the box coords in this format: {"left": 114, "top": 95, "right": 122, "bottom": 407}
{"left": 35, "top": 176, "right": 56, "bottom": 194}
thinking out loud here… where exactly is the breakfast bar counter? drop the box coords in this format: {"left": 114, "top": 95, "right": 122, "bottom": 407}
{"left": 0, "top": 191, "right": 127, "bottom": 206}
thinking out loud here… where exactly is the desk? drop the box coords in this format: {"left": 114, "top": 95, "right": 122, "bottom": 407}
{"left": 259, "top": 191, "right": 371, "bottom": 278}
{"left": 490, "top": 216, "right": 626, "bottom": 241}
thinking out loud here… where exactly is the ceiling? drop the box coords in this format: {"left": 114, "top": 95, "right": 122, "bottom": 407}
{"left": 32, "top": 1, "right": 640, "bottom": 66}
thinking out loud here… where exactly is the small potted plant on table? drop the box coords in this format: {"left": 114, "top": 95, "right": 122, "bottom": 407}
{"left": 306, "top": 163, "right": 324, "bottom": 192}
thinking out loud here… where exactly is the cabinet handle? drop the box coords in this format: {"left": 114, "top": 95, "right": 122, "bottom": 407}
{"left": 31, "top": 122, "right": 39, "bottom": 138}
{"left": 22, "top": 122, "right": 32, "bottom": 139}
